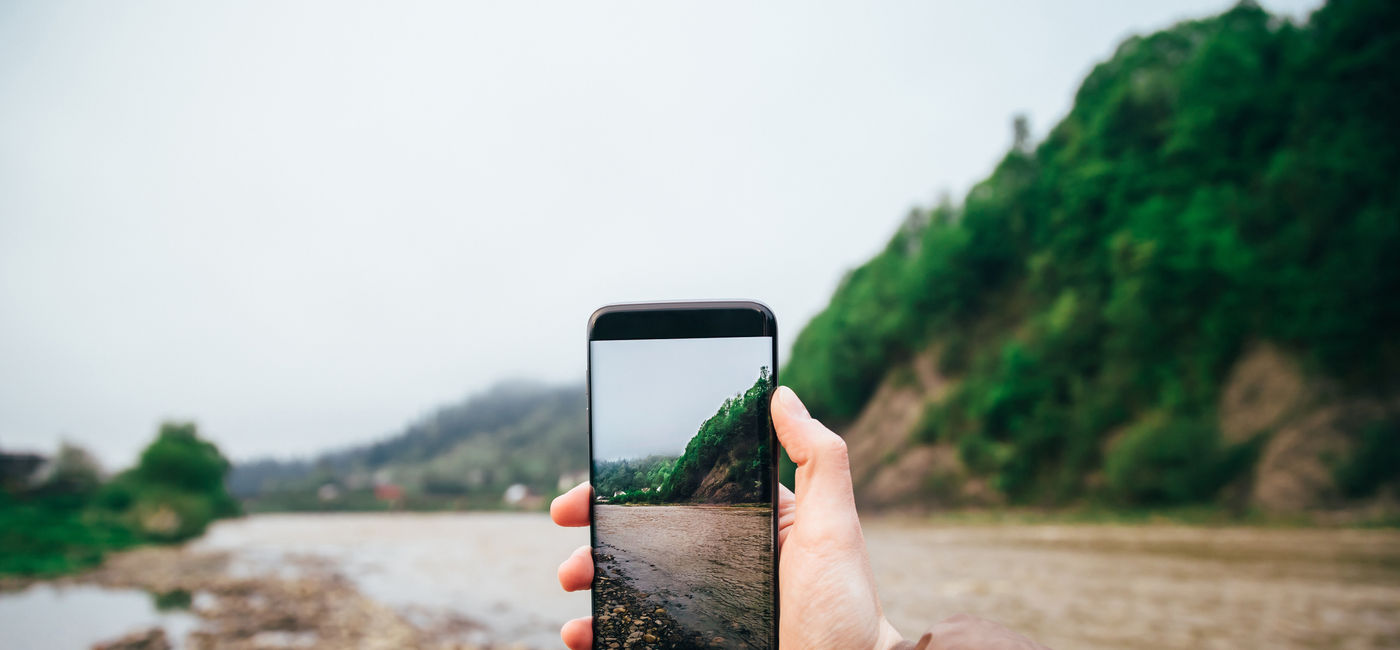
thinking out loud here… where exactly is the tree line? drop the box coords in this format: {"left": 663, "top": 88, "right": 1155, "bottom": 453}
{"left": 1, "top": 423, "right": 239, "bottom": 576}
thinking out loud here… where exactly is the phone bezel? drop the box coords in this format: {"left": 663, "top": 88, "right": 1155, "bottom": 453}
{"left": 586, "top": 300, "right": 780, "bottom": 648}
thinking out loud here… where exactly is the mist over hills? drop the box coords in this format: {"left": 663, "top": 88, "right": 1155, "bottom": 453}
{"left": 231, "top": 0, "right": 1399, "bottom": 517}
{"left": 229, "top": 382, "right": 587, "bottom": 508}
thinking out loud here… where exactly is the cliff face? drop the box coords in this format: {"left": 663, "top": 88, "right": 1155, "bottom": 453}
{"left": 661, "top": 369, "right": 773, "bottom": 505}
{"left": 691, "top": 445, "right": 759, "bottom": 504}
{"left": 843, "top": 341, "right": 1400, "bottom": 514}
{"left": 1221, "top": 344, "right": 1400, "bottom": 513}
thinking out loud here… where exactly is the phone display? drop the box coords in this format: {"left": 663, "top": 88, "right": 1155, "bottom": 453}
{"left": 588, "top": 302, "right": 778, "bottom": 650}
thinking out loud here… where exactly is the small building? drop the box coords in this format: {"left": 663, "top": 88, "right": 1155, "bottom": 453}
{"left": 503, "top": 483, "right": 544, "bottom": 509}
{"left": 504, "top": 483, "right": 530, "bottom": 505}
{"left": 374, "top": 483, "right": 404, "bottom": 504}
{"left": 0, "top": 452, "right": 47, "bottom": 491}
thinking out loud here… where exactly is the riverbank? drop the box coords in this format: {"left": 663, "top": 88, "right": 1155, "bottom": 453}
{"left": 884, "top": 504, "right": 1400, "bottom": 529}
{"left": 593, "top": 505, "right": 773, "bottom": 649}
{"left": 3, "top": 512, "right": 1398, "bottom": 649}
{"left": 75, "top": 546, "right": 461, "bottom": 649}
{"left": 864, "top": 519, "right": 1400, "bottom": 649}
{"left": 1, "top": 512, "right": 588, "bottom": 649}
{"left": 593, "top": 550, "right": 707, "bottom": 648}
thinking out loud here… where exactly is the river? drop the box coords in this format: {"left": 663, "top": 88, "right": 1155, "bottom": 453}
{"left": 194, "top": 511, "right": 589, "bottom": 647}
{"left": 1, "top": 513, "right": 1397, "bottom": 648}
{"left": 593, "top": 504, "right": 774, "bottom": 648}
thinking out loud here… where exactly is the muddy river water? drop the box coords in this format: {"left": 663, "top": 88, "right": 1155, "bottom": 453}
{"left": 1, "top": 513, "right": 1397, "bottom": 648}
{"left": 594, "top": 504, "right": 775, "bottom": 648}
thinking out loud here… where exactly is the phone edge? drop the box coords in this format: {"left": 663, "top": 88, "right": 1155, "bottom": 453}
{"left": 585, "top": 300, "right": 780, "bottom": 649}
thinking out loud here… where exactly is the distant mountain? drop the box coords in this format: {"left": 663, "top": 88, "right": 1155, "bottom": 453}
{"left": 784, "top": 0, "right": 1400, "bottom": 514}
{"left": 229, "top": 382, "right": 587, "bottom": 509}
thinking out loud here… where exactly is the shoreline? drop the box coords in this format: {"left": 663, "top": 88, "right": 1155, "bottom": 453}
{"left": 39, "top": 545, "right": 479, "bottom": 650}
{"left": 592, "top": 550, "right": 713, "bottom": 649}
{"left": 3, "top": 512, "right": 1395, "bottom": 649}
{"left": 592, "top": 504, "right": 772, "bottom": 649}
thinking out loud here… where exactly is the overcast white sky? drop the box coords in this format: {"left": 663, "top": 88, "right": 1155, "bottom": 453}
{"left": 0, "top": 0, "right": 1322, "bottom": 468}
{"left": 591, "top": 337, "right": 771, "bottom": 461}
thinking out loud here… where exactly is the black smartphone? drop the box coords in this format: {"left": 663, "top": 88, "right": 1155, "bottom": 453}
{"left": 587, "top": 300, "right": 779, "bottom": 650}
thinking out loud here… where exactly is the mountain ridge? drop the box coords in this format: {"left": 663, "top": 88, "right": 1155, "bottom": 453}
{"left": 229, "top": 382, "right": 587, "bottom": 508}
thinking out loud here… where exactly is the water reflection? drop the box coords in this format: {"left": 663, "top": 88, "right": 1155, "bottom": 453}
{"left": 0, "top": 583, "right": 198, "bottom": 650}
{"left": 194, "top": 512, "right": 589, "bottom": 647}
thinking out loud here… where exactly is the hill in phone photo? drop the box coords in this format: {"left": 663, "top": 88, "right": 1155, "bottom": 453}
{"left": 594, "top": 367, "right": 772, "bottom": 506}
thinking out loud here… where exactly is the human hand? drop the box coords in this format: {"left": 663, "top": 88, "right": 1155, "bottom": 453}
{"left": 550, "top": 385, "right": 1044, "bottom": 650}
{"left": 765, "top": 385, "right": 904, "bottom": 649}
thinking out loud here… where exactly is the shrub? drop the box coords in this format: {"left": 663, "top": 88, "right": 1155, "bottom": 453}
{"left": 1334, "top": 419, "right": 1400, "bottom": 498}
{"left": 1103, "top": 414, "right": 1254, "bottom": 505}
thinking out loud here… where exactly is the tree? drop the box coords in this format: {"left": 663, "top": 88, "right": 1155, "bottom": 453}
{"left": 39, "top": 443, "right": 103, "bottom": 498}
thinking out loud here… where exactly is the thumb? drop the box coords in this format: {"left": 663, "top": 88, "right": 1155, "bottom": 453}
{"left": 771, "top": 386, "right": 856, "bottom": 509}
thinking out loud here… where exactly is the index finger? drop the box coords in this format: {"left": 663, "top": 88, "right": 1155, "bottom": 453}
{"left": 550, "top": 481, "right": 592, "bottom": 527}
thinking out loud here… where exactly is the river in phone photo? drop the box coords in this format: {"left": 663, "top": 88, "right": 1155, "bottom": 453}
{"left": 593, "top": 504, "right": 774, "bottom": 649}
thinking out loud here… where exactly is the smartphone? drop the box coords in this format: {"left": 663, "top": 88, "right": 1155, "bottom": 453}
{"left": 587, "top": 301, "right": 779, "bottom": 650}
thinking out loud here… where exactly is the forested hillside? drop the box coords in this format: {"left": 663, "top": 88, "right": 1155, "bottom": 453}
{"left": 595, "top": 368, "right": 773, "bottom": 504}
{"left": 784, "top": 0, "right": 1400, "bottom": 511}
{"left": 229, "top": 383, "right": 586, "bottom": 509}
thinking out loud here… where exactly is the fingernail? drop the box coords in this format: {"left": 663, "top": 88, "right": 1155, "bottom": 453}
{"left": 776, "top": 386, "right": 810, "bottom": 420}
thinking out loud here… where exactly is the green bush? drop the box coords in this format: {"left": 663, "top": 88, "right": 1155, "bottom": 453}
{"left": 1334, "top": 419, "right": 1400, "bottom": 498}
{"left": 136, "top": 423, "right": 238, "bottom": 506}
{"left": 1, "top": 421, "right": 240, "bottom": 576}
{"left": 0, "top": 492, "right": 140, "bottom": 576}
{"left": 1103, "top": 415, "right": 1254, "bottom": 506}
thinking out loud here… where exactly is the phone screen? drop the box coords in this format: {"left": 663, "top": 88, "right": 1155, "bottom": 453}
{"left": 589, "top": 331, "right": 776, "bottom": 649}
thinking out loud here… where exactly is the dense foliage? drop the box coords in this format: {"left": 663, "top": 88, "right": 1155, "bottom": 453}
{"left": 593, "top": 455, "right": 679, "bottom": 503}
{"left": 784, "top": 0, "right": 1400, "bottom": 506}
{"left": 0, "top": 423, "right": 239, "bottom": 576}
{"left": 597, "top": 368, "right": 773, "bottom": 504}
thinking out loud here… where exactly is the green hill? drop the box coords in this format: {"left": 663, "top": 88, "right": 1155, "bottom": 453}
{"left": 230, "top": 382, "right": 587, "bottom": 510}
{"left": 784, "top": 0, "right": 1400, "bottom": 513}
{"left": 596, "top": 368, "right": 774, "bottom": 505}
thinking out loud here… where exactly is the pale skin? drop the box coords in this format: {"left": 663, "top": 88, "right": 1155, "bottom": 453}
{"left": 552, "top": 385, "right": 1046, "bottom": 650}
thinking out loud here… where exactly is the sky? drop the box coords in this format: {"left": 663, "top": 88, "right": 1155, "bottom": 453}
{"left": 0, "top": 0, "right": 1323, "bottom": 468}
{"left": 590, "top": 337, "right": 772, "bottom": 461}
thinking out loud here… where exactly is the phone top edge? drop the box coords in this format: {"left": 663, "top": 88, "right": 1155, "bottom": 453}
{"left": 588, "top": 300, "right": 777, "bottom": 341}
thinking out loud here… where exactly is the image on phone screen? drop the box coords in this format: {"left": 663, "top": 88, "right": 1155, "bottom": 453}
{"left": 590, "top": 334, "right": 775, "bottom": 649}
